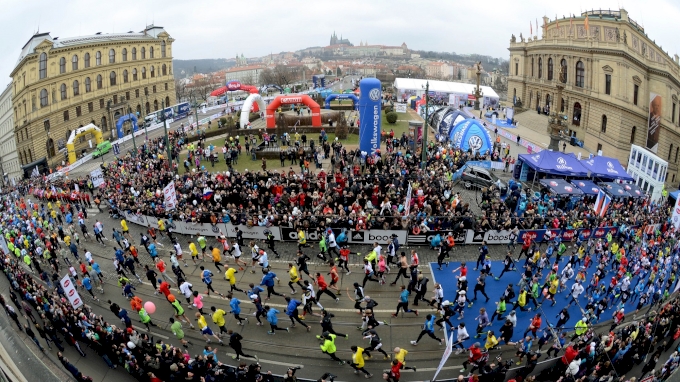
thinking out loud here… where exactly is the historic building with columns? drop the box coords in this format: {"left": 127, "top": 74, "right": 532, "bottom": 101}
{"left": 507, "top": 9, "right": 680, "bottom": 185}
{"left": 11, "top": 25, "right": 176, "bottom": 169}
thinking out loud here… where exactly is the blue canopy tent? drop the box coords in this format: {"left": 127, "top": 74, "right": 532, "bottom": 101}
{"left": 539, "top": 179, "right": 584, "bottom": 195}
{"left": 599, "top": 182, "right": 631, "bottom": 198}
{"left": 448, "top": 119, "right": 493, "bottom": 154}
{"left": 670, "top": 190, "right": 680, "bottom": 201}
{"left": 580, "top": 156, "right": 634, "bottom": 181}
{"left": 621, "top": 183, "right": 646, "bottom": 198}
{"left": 518, "top": 151, "right": 589, "bottom": 177}
{"left": 571, "top": 180, "right": 602, "bottom": 196}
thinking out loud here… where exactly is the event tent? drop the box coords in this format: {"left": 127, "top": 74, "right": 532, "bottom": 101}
{"left": 599, "top": 182, "right": 631, "bottom": 197}
{"left": 518, "top": 151, "right": 589, "bottom": 177}
{"left": 571, "top": 180, "right": 601, "bottom": 196}
{"left": 621, "top": 183, "right": 646, "bottom": 198}
{"left": 580, "top": 156, "right": 634, "bottom": 181}
{"left": 448, "top": 119, "right": 493, "bottom": 154}
{"left": 539, "top": 179, "right": 584, "bottom": 195}
{"left": 393, "top": 78, "right": 500, "bottom": 105}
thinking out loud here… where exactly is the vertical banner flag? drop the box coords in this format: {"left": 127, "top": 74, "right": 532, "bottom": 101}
{"left": 90, "top": 168, "right": 105, "bottom": 188}
{"left": 672, "top": 194, "right": 680, "bottom": 230}
{"left": 432, "top": 331, "right": 455, "bottom": 381}
{"left": 647, "top": 93, "right": 662, "bottom": 153}
{"left": 599, "top": 194, "right": 612, "bottom": 217}
{"left": 404, "top": 183, "right": 413, "bottom": 216}
{"left": 163, "top": 181, "right": 177, "bottom": 210}
{"left": 358, "top": 78, "right": 382, "bottom": 155}
{"left": 60, "top": 275, "right": 83, "bottom": 309}
{"left": 593, "top": 190, "right": 605, "bottom": 215}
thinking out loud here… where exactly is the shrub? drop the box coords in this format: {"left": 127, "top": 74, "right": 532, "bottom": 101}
{"left": 219, "top": 117, "right": 227, "bottom": 126}
{"left": 385, "top": 111, "right": 398, "bottom": 124}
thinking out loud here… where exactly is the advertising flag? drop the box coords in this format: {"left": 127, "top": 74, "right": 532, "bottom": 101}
{"left": 358, "top": 78, "right": 382, "bottom": 155}
{"left": 671, "top": 194, "right": 680, "bottom": 230}
{"left": 432, "top": 331, "right": 455, "bottom": 382}
{"left": 404, "top": 183, "right": 413, "bottom": 216}
{"left": 647, "top": 93, "right": 662, "bottom": 153}
{"left": 556, "top": 16, "right": 560, "bottom": 30}
{"left": 60, "top": 275, "right": 83, "bottom": 309}
{"left": 163, "top": 181, "right": 177, "bottom": 210}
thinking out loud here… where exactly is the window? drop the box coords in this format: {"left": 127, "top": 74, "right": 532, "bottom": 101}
{"left": 164, "top": 83, "right": 168, "bottom": 91}
{"left": 548, "top": 58, "right": 553, "bottom": 80}
{"left": 122, "top": 48, "right": 128, "bottom": 62}
{"left": 43, "top": 120, "right": 50, "bottom": 134}
{"left": 515, "top": 63, "right": 518, "bottom": 76}
{"left": 109, "top": 49, "right": 115, "bottom": 64}
{"left": 60, "top": 83, "right": 67, "bottom": 100}
{"left": 101, "top": 116, "right": 107, "bottom": 129}
{"left": 135, "top": 89, "right": 139, "bottom": 98}
{"left": 150, "top": 66, "right": 155, "bottom": 78}
{"left": 165, "top": 96, "right": 170, "bottom": 107}
{"left": 575, "top": 61, "right": 585, "bottom": 87}
{"left": 96, "top": 74, "right": 103, "bottom": 89}
{"left": 63, "top": 110, "right": 69, "bottom": 121}
{"left": 538, "top": 58, "right": 542, "bottom": 78}
{"left": 132, "top": 47, "right": 137, "bottom": 60}
{"left": 161, "top": 40, "right": 166, "bottom": 57}
{"left": 113, "top": 95, "right": 118, "bottom": 104}
{"left": 141, "top": 47, "right": 146, "bottom": 59}
{"left": 601, "top": 115, "right": 607, "bottom": 133}
{"left": 85, "top": 77, "right": 91, "bottom": 92}
{"left": 95, "top": 51, "right": 101, "bottom": 66}
{"left": 145, "top": 102, "right": 150, "bottom": 114}
{"left": 123, "top": 70, "right": 128, "bottom": 83}
{"left": 531, "top": 58, "right": 534, "bottom": 77}
{"left": 132, "top": 68, "right": 138, "bottom": 81}
{"left": 125, "top": 91, "right": 130, "bottom": 100}
{"left": 560, "top": 59, "right": 567, "bottom": 83}
{"left": 110, "top": 71, "right": 117, "bottom": 86}
{"left": 630, "top": 126, "right": 636, "bottom": 144}
{"left": 150, "top": 47, "right": 154, "bottom": 58}
{"left": 605, "top": 74, "right": 611, "bottom": 95}
{"left": 597, "top": 143, "right": 602, "bottom": 153}
{"left": 88, "top": 102, "right": 93, "bottom": 113}
{"left": 39, "top": 53, "right": 47, "bottom": 79}
{"left": 153, "top": 100, "right": 158, "bottom": 111}
{"left": 73, "top": 80, "right": 79, "bottom": 96}
{"left": 72, "top": 55, "right": 78, "bottom": 70}
{"left": 162, "top": 64, "right": 167, "bottom": 76}
{"left": 84, "top": 52, "right": 90, "bottom": 68}
{"left": 633, "top": 84, "right": 639, "bottom": 105}
{"left": 676, "top": 148, "right": 679, "bottom": 163}
{"left": 673, "top": 103, "right": 677, "bottom": 124}
{"left": 40, "top": 89, "right": 48, "bottom": 107}
{"left": 99, "top": 99, "right": 104, "bottom": 109}
{"left": 144, "top": 87, "right": 148, "bottom": 95}
{"left": 142, "top": 67, "right": 146, "bottom": 79}
{"left": 153, "top": 85, "right": 156, "bottom": 93}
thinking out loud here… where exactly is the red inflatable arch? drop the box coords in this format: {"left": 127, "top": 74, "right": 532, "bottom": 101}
{"left": 266, "top": 94, "right": 321, "bottom": 128}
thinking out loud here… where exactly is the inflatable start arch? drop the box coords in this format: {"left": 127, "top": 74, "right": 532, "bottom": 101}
{"left": 66, "top": 123, "right": 104, "bottom": 164}
{"left": 240, "top": 94, "right": 266, "bottom": 128}
{"left": 266, "top": 95, "right": 321, "bottom": 128}
{"left": 324, "top": 94, "right": 359, "bottom": 110}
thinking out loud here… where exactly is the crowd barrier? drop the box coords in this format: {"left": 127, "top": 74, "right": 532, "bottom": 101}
{"left": 122, "top": 211, "right": 645, "bottom": 246}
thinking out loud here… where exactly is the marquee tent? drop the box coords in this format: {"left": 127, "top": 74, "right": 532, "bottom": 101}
{"left": 448, "top": 119, "right": 493, "bottom": 154}
{"left": 539, "top": 179, "right": 584, "bottom": 195}
{"left": 393, "top": 78, "right": 500, "bottom": 106}
{"left": 580, "top": 156, "right": 634, "bottom": 181}
{"left": 621, "top": 183, "right": 646, "bottom": 198}
{"left": 518, "top": 151, "right": 589, "bottom": 177}
{"left": 599, "top": 182, "right": 631, "bottom": 198}
{"left": 571, "top": 180, "right": 601, "bottom": 196}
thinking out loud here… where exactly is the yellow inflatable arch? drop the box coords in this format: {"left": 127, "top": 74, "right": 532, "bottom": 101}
{"left": 66, "top": 123, "right": 103, "bottom": 164}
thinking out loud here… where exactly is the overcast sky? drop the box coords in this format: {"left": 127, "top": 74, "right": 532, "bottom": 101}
{"left": 1, "top": 0, "right": 679, "bottom": 85}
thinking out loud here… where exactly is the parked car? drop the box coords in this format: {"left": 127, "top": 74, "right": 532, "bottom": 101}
{"left": 460, "top": 165, "right": 508, "bottom": 195}
{"left": 92, "top": 140, "right": 112, "bottom": 158}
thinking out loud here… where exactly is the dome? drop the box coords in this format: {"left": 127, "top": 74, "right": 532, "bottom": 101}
{"left": 448, "top": 119, "right": 493, "bottom": 154}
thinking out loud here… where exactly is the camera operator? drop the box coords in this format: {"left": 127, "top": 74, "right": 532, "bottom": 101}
{"left": 317, "top": 372, "right": 337, "bottom": 382}
{"left": 284, "top": 366, "right": 301, "bottom": 382}
{"left": 478, "top": 356, "right": 513, "bottom": 382}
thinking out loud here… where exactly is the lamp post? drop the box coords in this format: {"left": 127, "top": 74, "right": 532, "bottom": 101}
{"left": 144, "top": 89, "right": 150, "bottom": 140}
{"left": 421, "top": 81, "right": 429, "bottom": 169}
{"left": 129, "top": 106, "right": 137, "bottom": 157}
{"left": 161, "top": 100, "right": 173, "bottom": 171}
{"left": 473, "top": 62, "right": 483, "bottom": 110}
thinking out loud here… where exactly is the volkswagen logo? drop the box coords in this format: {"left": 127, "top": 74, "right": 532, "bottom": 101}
{"left": 369, "top": 88, "right": 381, "bottom": 101}
{"left": 607, "top": 161, "right": 614, "bottom": 168}
{"left": 557, "top": 157, "right": 567, "bottom": 165}
{"left": 468, "top": 136, "right": 483, "bottom": 151}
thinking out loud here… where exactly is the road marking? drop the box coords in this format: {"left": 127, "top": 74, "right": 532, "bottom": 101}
{"left": 132, "top": 325, "right": 169, "bottom": 339}
{"left": 224, "top": 353, "right": 304, "bottom": 368}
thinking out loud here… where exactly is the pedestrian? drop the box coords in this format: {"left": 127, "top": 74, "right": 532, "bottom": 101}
{"left": 145, "top": 265, "right": 159, "bottom": 294}
{"left": 195, "top": 312, "right": 224, "bottom": 345}
{"left": 349, "top": 345, "right": 372, "bottom": 378}
{"left": 209, "top": 246, "right": 224, "bottom": 272}
{"left": 260, "top": 269, "right": 284, "bottom": 299}
{"left": 228, "top": 329, "right": 258, "bottom": 361}
{"left": 362, "top": 329, "right": 389, "bottom": 359}
{"left": 225, "top": 266, "right": 245, "bottom": 293}
{"left": 410, "top": 314, "right": 443, "bottom": 345}
{"left": 319, "top": 332, "right": 345, "bottom": 365}
{"left": 155, "top": 257, "right": 176, "bottom": 286}
{"left": 265, "top": 305, "right": 289, "bottom": 334}
{"left": 315, "top": 272, "right": 339, "bottom": 302}
{"left": 169, "top": 317, "right": 193, "bottom": 348}
{"left": 285, "top": 296, "right": 309, "bottom": 331}
{"left": 228, "top": 292, "right": 248, "bottom": 325}
{"left": 392, "top": 285, "right": 418, "bottom": 317}
{"left": 288, "top": 263, "right": 305, "bottom": 293}
{"left": 200, "top": 266, "right": 224, "bottom": 297}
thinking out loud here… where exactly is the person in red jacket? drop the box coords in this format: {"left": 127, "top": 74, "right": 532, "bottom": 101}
{"left": 561, "top": 342, "right": 578, "bottom": 365}
{"left": 158, "top": 280, "right": 172, "bottom": 300}
{"left": 315, "top": 273, "right": 339, "bottom": 303}
{"left": 385, "top": 359, "right": 402, "bottom": 382}
{"left": 460, "top": 342, "right": 485, "bottom": 374}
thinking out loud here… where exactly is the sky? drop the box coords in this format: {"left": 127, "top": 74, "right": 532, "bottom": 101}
{"left": 1, "top": 0, "right": 679, "bottom": 85}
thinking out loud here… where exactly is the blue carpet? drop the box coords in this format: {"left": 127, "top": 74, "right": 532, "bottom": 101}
{"left": 484, "top": 117, "right": 516, "bottom": 128}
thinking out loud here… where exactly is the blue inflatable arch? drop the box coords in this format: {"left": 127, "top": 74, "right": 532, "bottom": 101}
{"left": 115, "top": 113, "right": 139, "bottom": 138}
{"left": 324, "top": 94, "right": 359, "bottom": 110}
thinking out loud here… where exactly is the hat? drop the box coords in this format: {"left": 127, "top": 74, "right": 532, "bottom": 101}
{"left": 127, "top": 341, "right": 136, "bottom": 349}
{"left": 442, "top": 300, "right": 450, "bottom": 306}
{"left": 458, "top": 290, "right": 466, "bottom": 295}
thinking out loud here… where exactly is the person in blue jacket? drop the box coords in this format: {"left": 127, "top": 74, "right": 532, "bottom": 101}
{"left": 260, "top": 270, "right": 285, "bottom": 299}
{"left": 148, "top": 243, "right": 158, "bottom": 259}
{"left": 284, "top": 296, "right": 309, "bottom": 331}
{"left": 265, "top": 306, "right": 289, "bottom": 335}
{"left": 410, "top": 314, "right": 443, "bottom": 345}
{"left": 228, "top": 292, "right": 247, "bottom": 325}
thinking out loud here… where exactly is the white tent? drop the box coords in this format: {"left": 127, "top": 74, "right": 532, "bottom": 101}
{"left": 393, "top": 78, "right": 500, "bottom": 107}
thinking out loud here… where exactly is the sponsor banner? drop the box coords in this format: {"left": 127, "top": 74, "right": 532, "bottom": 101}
{"left": 174, "top": 221, "right": 224, "bottom": 236}
{"left": 481, "top": 230, "right": 513, "bottom": 244}
{"left": 223, "top": 224, "right": 281, "bottom": 241}
{"left": 348, "top": 230, "right": 407, "bottom": 245}
{"left": 591, "top": 227, "right": 611, "bottom": 239}
{"left": 163, "top": 182, "right": 177, "bottom": 210}
{"left": 60, "top": 275, "right": 83, "bottom": 309}
{"left": 647, "top": 92, "right": 662, "bottom": 153}
{"left": 358, "top": 78, "right": 382, "bottom": 155}
{"left": 672, "top": 195, "right": 680, "bottom": 230}
{"left": 124, "top": 211, "right": 149, "bottom": 227}
{"left": 395, "top": 103, "right": 408, "bottom": 113}
{"left": 408, "top": 230, "right": 468, "bottom": 245}
{"left": 560, "top": 229, "right": 577, "bottom": 242}
{"left": 467, "top": 230, "right": 486, "bottom": 244}
{"left": 90, "top": 168, "right": 105, "bottom": 188}
{"left": 518, "top": 229, "right": 545, "bottom": 243}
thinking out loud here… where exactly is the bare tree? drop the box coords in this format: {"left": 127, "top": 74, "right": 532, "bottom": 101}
{"left": 190, "top": 73, "right": 220, "bottom": 103}
{"left": 259, "top": 65, "right": 301, "bottom": 89}
{"left": 174, "top": 78, "right": 188, "bottom": 103}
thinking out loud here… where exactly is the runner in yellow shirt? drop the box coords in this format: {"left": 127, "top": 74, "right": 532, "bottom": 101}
{"left": 195, "top": 312, "right": 223, "bottom": 344}
{"left": 224, "top": 266, "right": 244, "bottom": 293}
{"left": 121, "top": 219, "right": 133, "bottom": 242}
{"left": 209, "top": 246, "right": 224, "bottom": 271}
{"left": 188, "top": 241, "right": 200, "bottom": 264}
{"left": 210, "top": 306, "right": 229, "bottom": 336}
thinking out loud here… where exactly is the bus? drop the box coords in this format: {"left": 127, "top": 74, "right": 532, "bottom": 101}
{"left": 145, "top": 102, "right": 190, "bottom": 125}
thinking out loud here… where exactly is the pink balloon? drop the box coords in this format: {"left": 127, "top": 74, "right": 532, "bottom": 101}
{"left": 144, "top": 301, "right": 156, "bottom": 314}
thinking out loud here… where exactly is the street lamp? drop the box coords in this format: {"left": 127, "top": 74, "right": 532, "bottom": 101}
{"left": 161, "top": 100, "right": 174, "bottom": 172}
{"left": 129, "top": 106, "right": 137, "bottom": 157}
{"left": 421, "top": 81, "right": 429, "bottom": 169}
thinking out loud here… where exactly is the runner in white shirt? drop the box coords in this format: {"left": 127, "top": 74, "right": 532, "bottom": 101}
{"left": 454, "top": 323, "right": 470, "bottom": 353}
{"left": 326, "top": 230, "right": 339, "bottom": 257}
{"left": 229, "top": 240, "right": 247, "bottom": 270}
{"left": 173, "top": 242, "right": 187, "bottom": 266}
{"left": 179, "top": 280, "right": 194, "bottom": 305}
{"left": 567, "top": 281, "right": 584, "bottom": 307}
{"left": 85, "top": 250, "right": 93, "bottom": 264}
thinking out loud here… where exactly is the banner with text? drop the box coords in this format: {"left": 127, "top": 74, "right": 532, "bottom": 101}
{"left": 60, "top": 275, "right": 84, "bottom": 309}
{"left": 163, "top": 182, "right": 178, "bottom": 210}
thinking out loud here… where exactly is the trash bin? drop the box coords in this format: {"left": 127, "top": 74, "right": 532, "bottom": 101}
{"left": 570, "top": 136, "right": 576, "bottom": 146}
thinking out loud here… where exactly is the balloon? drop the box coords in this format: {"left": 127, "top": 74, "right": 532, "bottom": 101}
{"left": 143, "top": 301, "right": 156, "bottom": 314}
{"left": 442, "top": 154, "right": 447, "bottom": 159}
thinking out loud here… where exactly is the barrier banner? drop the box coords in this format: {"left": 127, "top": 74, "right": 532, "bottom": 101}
{"left": 347, "top": 229, "right": 407, "bottom": 245}
{"left": 467, "top": 231, "right": 486, "bottom": 244}
{"left": 560, "top": 229, "right": 577, "bottom": 242}
{"left": 408, "top": 230, "right": 468, "bottom": 246}
{"left": 124, "top": 211, "right": 149, "bottom": 227}
{"left": 477, "top": 229, "right": 514, "bottom": 245}
{"left": 60, "top": 275, "right": 83, "bottom": 309}
{"left": 518, "top": 229, "right": 546, "bottom": 244}
{"left": 592, "top": 227, "right": 611, "bottom": 239}
{"left": 223, "top": 224, "right": 281, "bottom": 241}
{"left": 174, "top": 221, "right": 224, "bottom": 236}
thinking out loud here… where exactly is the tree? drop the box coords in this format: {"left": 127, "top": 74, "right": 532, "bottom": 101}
{"left": 174, "top": 78, "right": 188, "bottom": 103}
{"left": 191, "top": 73, "right": 219, "bottom": 103}
{"left": 457, "top": 71, "right": 462, "bottom": 81}
{"left": 259, "top": 65, "right": 301, "bottom": 89}
{"left": 337, "top": 67, "right": 342, "bottom": 77}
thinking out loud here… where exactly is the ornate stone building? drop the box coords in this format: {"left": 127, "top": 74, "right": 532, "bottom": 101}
{"left": 507, "top": 9, "right": 680, "bottom": 184}
{"left": 11, "top": 25, "right": 176, "bottom": 168}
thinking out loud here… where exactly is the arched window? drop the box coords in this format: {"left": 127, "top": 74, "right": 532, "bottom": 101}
{"left": 561, "top": 97, "right": 565, "bottom": 113}
{"left": 165, "top": 96, "right": 170, "bottom": 107}
{"left": 40, "top": 89, "right": 48, "bottom": 107}
{"left": 142, "top": 67, "right": 146, "bottom": 79}
{"left": 60, "top": 83, "right": 67, "bottom": 100}
{"left": 101, "top": 116, "right": 107, "bottom": 129}
{"left": 59, "top": 57, "right": 66, "bottom": 74}
{"left": 84, "top": 52, "right": 90, "bottom": 68}
{"left": 630, "top": 126, "right": 636, "bottom": 144}
{"left": 46, "top": 138, "right": 56, "bottom": 158}
{"left": 39, "top": 53, "right": 47, "bottom": 79}
{"left": 161, "top": 41, "right": 166, "bottom": 57}
{"left": 73, "top": 80, "right": 79, "bottom": 96}
{"left": 150, "top": 66, "right": 155, "bottom": 78}
{"left": 560, "top": 59, "right": 567, "bottom": 83}
{"left": 85, "top": 77, "right": 91, "bottom": 92}
{"left": 573, "top": 102, "right": 581, "bottom": 125}
{"left": 122, "top": 48, "right": 128, "bottom": 62}
{"left": 95, "top": 51, "right": 102, "bottom": 66}
{"left": 72, "top": 55, "right": 78, "bottom": 70}
{"left": 153, "top": 100, "right": 158, "bottom": 111}
{"left": 109, "top": 49, "right": 115, "bottom": 64}
{"left": 162, "top": 64, "right": 167, "bottom": 76}
{"left": 575, "top": 61, "right": 585, "bottom": 87}
{"left": 132, "top": 68, "right": 138, "bottom": 81}
{"left": 123, "top": 70, "right": 129, "bottom": 83}
{"left": 145, "top": 102, "right": 150, "bottom": 114}
{"left": 153, "top": 85, "right": 156, "bottom": 93}
{"left": 110, "top": 71, "right": 116, "bottom": 86}
{"left": 531, "top": 58, "right": 534, "bottom": 77}
{"left": 132, "top": 47, "right": 137, "bottom": 60}
{"left": 150, "top": 47, "right": 154, "bottom": 58}
{"left": 136, "top": 104, "right": 142, "bottom": 115}
{"left": 669, "top": 144, "right": 674, "bottom": 161}
{"left": 96, "top": 74, "right": 103, "bottom": 89}
{"left": 547, "top": 58, "right": 553, "bottom": 81}
{"left": 141, "top": 47, "right": 146, "bottom": 59}
{"left": 601, "top": 115, "right": 607, "bottom": 133}
{"left": 538, "top": 58, "right": 543, "bottom": 79}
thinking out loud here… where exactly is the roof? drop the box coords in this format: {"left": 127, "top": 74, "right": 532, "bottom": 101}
{"left": 393, "top": 78, "right": 499, "bottom": 99}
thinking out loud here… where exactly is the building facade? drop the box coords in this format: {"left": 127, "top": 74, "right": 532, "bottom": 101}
{"left": 224, "top": 65, "right": 265, "bottom": 85}
{"left": 507, "top": 9, "right": 680, "bottom": 185}
{"left": 0, "top": 85, "right": 21, "bottom": 184}
{"left": 11, "top": 25, "right": 176, "bottom": 168}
